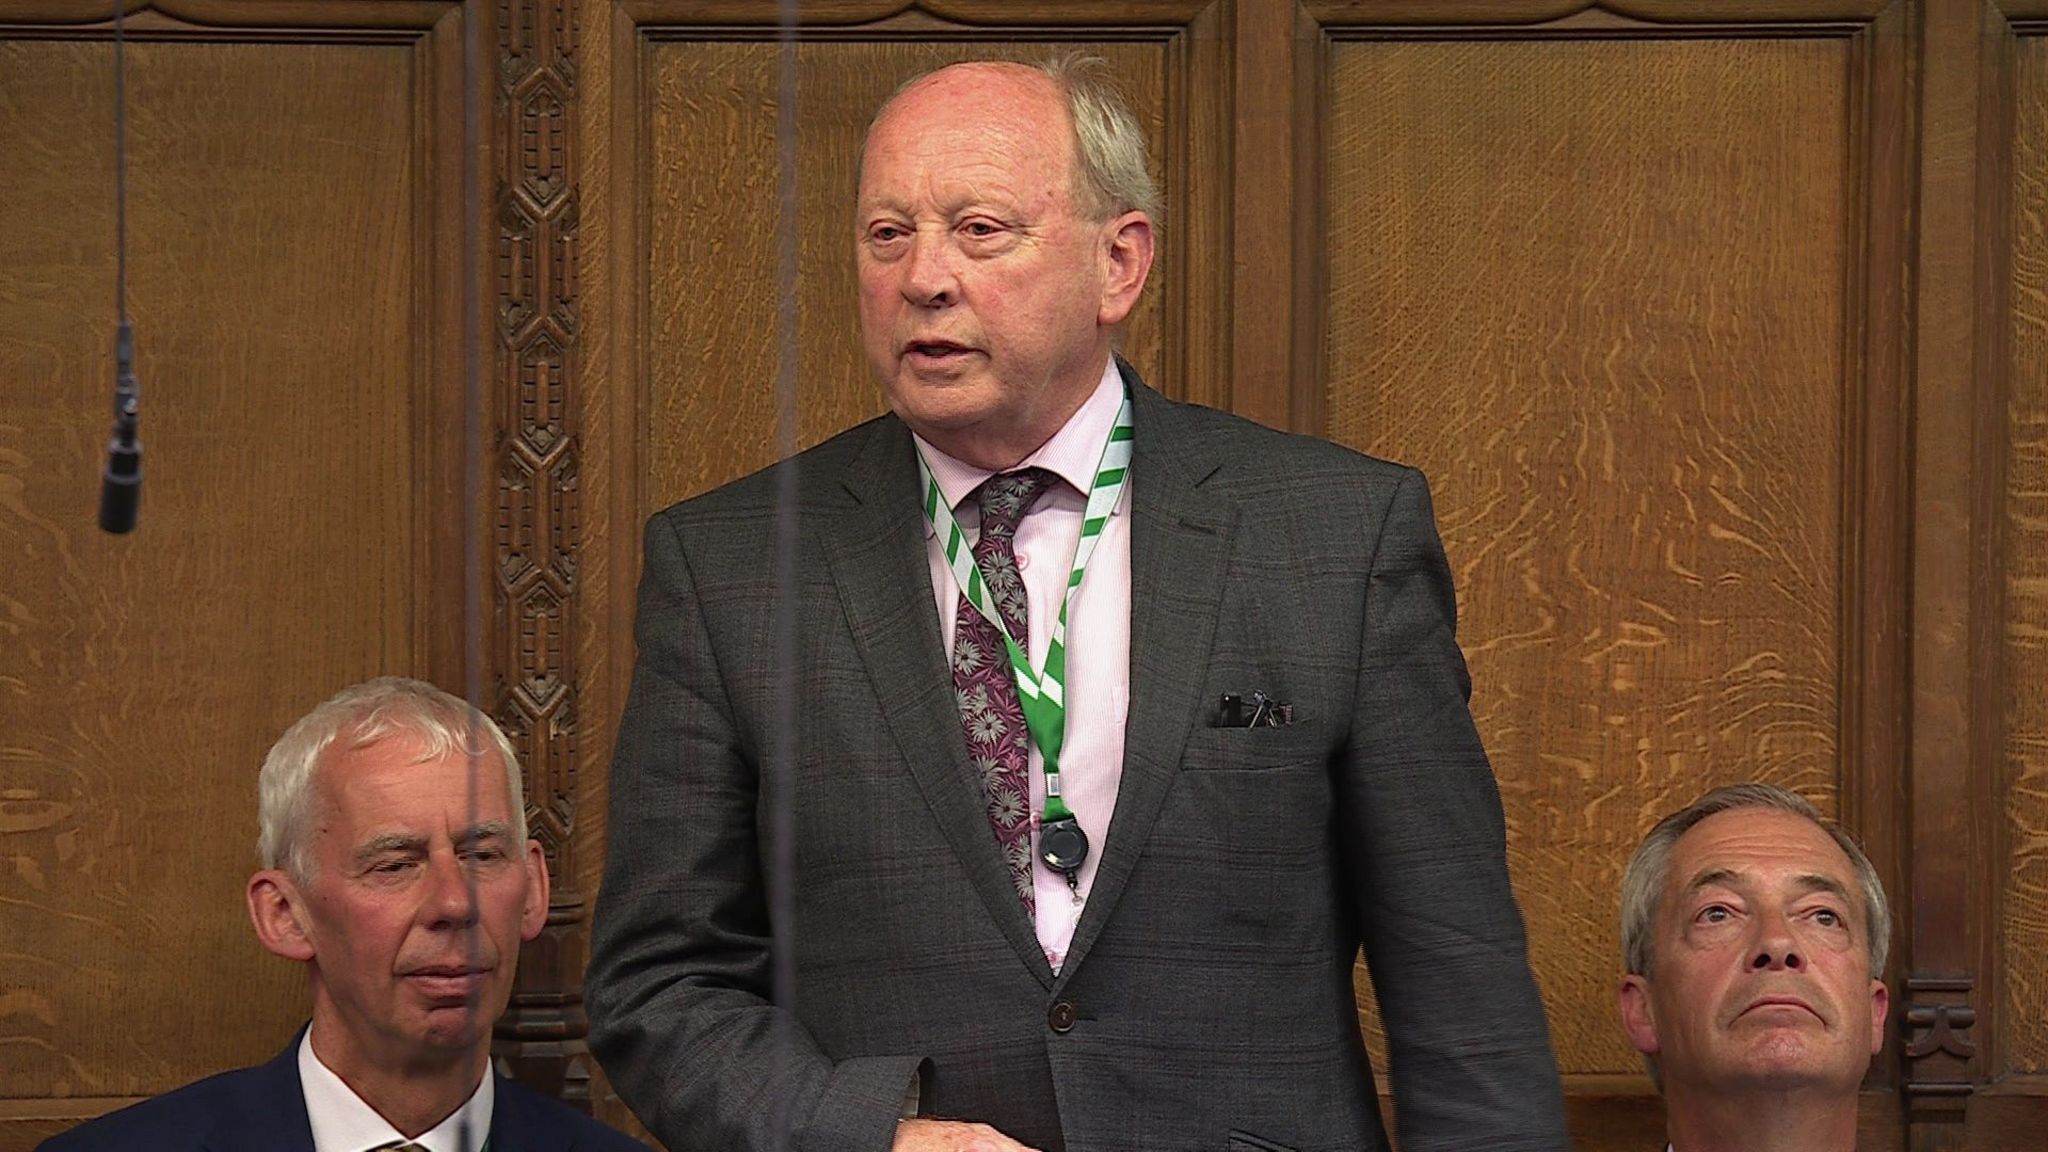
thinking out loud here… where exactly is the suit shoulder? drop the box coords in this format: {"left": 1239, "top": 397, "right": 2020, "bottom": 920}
{"left": 1158, "top": 396, "right": 1421, "bottom": 489}
{"left": 648, "top": 413, "right": 891, "bottom": 527}
{"left": 35, "top": 1066, "right": 257, "bottom": 1151}
{"left": 496, "top": 1079, "right": 647, "bottom": 1149}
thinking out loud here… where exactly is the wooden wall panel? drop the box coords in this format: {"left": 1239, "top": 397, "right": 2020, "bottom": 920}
{"left": 2003, "top": 30, "right": 2048, "bottom": 1079}
{"left": 1320, "top": 31, "right": 1851, "bottom": 1084}
{"left": 636, "top": 38, "right": 1169, "bottom": 515}
{"left": 0, "top": 10, "right": 466, "bottom": 1144}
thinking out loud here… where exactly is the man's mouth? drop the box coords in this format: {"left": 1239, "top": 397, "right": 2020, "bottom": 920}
{"left": 904, "top": 340, "right": 973, "bottom": 362}
{"left": 1738, "top": 995, "right": 1822, "bottom": 1023}
{"left": 402, "top": 965, "right": 492, "bottom": 999}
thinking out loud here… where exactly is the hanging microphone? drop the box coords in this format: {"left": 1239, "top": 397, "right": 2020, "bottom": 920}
{"left": 99, "top": 321, "right": 141, "bottom": 534}
{"left": 98, "top": 0, "right": 140, "bottom": 535}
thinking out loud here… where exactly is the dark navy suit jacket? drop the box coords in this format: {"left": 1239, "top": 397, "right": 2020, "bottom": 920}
{"left": 36, "top": 1033, "right": 645, "bottom": 1151}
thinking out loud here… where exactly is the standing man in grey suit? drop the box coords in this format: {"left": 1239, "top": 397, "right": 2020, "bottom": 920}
{"left": 588, "top": 56, "right": 1565, "bottom": 1152}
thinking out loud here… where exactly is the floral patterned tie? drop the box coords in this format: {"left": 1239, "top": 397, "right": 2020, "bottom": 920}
{"left": 952, "top": 468, "right": 1055, "bottom": 916}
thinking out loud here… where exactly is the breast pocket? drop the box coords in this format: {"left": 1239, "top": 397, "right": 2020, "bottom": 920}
{"left": 1226, "top": 1131, "right": 1300, "bottom": 1152}
{"left": 1181, "top": 722, "right": 1327, "bottom": 772}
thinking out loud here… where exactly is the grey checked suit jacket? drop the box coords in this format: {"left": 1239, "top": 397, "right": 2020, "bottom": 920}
{"left": 588, "top": 365, "right": 1566, "bottom": 1152}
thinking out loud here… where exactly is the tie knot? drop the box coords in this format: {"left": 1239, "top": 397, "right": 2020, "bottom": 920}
{"left": 974, "top": 468, "right": 1055, "bottom": 536}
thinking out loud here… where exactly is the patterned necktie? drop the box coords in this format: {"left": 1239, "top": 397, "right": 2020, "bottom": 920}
{"left": 952, "top": 468, "right": 1055, "bottom": 917}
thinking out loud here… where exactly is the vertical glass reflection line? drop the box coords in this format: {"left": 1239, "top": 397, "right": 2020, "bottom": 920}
{"left": 770, "top": 3, "right": 803, "bottom": 1151}
{"left": 459, "top": 2, "right": 487, "bottom": 1149}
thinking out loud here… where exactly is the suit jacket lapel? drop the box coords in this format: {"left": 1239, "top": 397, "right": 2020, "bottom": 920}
{"left": 824, "top": 417, "right": 1055, "bottom": 986}
{"left": 206, "top": 1031, "right": 316, "bottom": 1152}
{"left": 486, "top": 1072, "right": 523, "bottom": 1152}
{"left": 1056, "top": 368, "right": 1234, "bottom": 986}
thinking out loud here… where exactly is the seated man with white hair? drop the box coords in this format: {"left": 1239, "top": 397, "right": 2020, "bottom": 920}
{"left": 40, "top": 677, "right": 644, "bottom": 1152}
{"left": 1617, "top": 782, "right": 1891, "bottom": 1152}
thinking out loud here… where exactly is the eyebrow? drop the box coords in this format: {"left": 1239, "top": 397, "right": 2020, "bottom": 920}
{"left": 352, "top": 822, "right": 513, "bottom": 864}
{"left": 1683, "top": 868, "right": 1853, "bottom": 906}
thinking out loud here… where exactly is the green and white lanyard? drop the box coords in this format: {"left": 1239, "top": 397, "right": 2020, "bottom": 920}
{"left": 917, "top": 385, "right": 1133, "bottom": 843}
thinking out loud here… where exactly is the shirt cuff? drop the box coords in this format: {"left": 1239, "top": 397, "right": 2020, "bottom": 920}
{"left": 900, "top": 1070, "right": 923, "bottom": 1119}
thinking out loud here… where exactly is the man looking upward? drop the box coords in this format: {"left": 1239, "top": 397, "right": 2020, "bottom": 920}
{"left": 1619, "top": 783, "right": 1891, "bottom": 1152}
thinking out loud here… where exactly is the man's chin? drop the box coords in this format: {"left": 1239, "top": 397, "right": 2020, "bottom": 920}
{"left": 414, "top": 1012, "right": 490, "bottom": 1052}
{"left": 411, "top": 990, "right": 508, "bottom": 1046}
{"left": 886, "top": 380, "right": 999, "bottom": 435}
{"left": 1721, "top": 1035, "right": 1866, "bottom": 1092}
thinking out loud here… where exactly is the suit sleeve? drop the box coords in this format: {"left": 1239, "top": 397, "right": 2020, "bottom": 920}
{"left": 1340, "top": 468, "right": 1568, "bottom": 1150}
{"left": 586, "top": 512, "right": 924, "bottom": 1152}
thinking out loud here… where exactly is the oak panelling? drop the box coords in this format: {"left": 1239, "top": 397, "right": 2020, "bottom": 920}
{"left": 1907, "top": 0, "right": 2030, "bottom": 1128}
{"left": 1228, "top": 0, "right": 1298, "bottom": 433}
{"left": 572, "top": 1, "right": 640, "bottom": 1135}
{"left": 1320, "top": 26, "right": 1854, "bottom": 1095}
{"left": 1969, "top": 1076, "right": 2048, "bottom": 1147}
{"left": 2003, "top": 26, "right": 2048, "bottom": 1079}
{"left": 0, "top": 5, "right": 467, "bottom": 1143}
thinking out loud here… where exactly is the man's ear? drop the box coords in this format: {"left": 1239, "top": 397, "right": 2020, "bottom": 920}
{"left": 1096, "top": 211, "right": 1154, "bottom": 328}
{"left": 1618, "top": 973, "right": 1661, "bottom": 1056}
{"left": 247, "top": 869, "right": 316, "bottom": 962}
{"left": 1868, "top": 977, "right": 1890, "bottom": 1056}
{"left": 520, "top": 839, "right": 551, "bottom": 941}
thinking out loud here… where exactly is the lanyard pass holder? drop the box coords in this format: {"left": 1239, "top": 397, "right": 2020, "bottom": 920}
{"left": 1039, "top": 774, "right": 1088, "bottom": 896}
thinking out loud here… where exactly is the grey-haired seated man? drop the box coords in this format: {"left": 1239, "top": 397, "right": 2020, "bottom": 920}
{"left": 39, "top": 677, "right": 644, "bottom": 1152}
{"left": 1618, "top": 783, "right": 1891, "bottom": 1152}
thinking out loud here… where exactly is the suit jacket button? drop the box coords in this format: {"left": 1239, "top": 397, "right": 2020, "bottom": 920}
{"left": 1047, "top": 1000, "right": 1077, "bottom": 1033}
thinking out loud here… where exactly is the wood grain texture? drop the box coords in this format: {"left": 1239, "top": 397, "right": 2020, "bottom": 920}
{"left": 1321, "top": 36, "right": 1849, "bottom": 1076}
{"left": 639, "top": 39, "right": 1168, "bottom": 514}
{"left": 1228, "top": 0, "right": 1293, "bottom": 431}
{"left": 2003, "top": 32, "right": 2048, "bottom": 1078}
{"left": 0, "top": 27, "right": 451, "bottom": 1127}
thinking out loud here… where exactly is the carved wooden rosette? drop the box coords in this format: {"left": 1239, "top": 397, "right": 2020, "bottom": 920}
{"left": 491, "top": 0, "right": 591, "bottom": 1110}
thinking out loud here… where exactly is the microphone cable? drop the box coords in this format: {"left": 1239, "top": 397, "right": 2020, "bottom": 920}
{"left": 99, "top": 0, "right": 141, "bottom": 534}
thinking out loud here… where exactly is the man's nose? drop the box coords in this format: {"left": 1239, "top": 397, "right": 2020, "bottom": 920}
{"left": 902, "top": 229, "right": 956, "bottom": 307}
{"left": 423, "top": 851, "right": 480, "bottom": 928}
{"left": 1749, "top": 910, "right": 1803, "bottom": 971}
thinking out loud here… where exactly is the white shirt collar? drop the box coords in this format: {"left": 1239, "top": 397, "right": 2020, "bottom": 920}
{"left": 915, "top": 356, "right": 1126, "bottom": 528}
{"left": 299, "top": 1029, "right": 495, "bottom": 1152}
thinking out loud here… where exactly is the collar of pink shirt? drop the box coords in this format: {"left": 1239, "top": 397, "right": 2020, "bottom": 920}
{"left": 913, "top": 357, "right": 1125, "bottom": 523}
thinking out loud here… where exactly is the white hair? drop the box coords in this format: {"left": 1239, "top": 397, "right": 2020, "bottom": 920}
{"left": 257, "top": 676, "right": 527, "bottom": 881}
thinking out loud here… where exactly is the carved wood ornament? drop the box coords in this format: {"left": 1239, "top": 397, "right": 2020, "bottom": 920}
{"left": 490, "top": 0, "right": 592, "bottom": 1110}
{"left": 1901, "top": 975, "right": 1977, "bottom": 1109}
